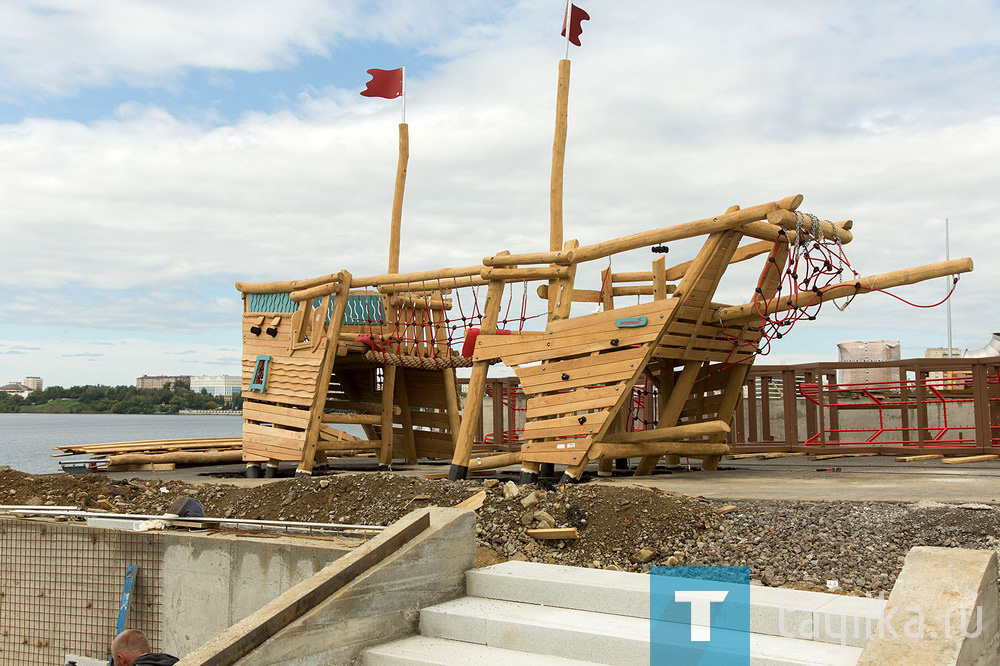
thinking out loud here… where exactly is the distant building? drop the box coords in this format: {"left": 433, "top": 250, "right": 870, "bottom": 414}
{"left": 0, "top": 382, "right": 33, "bottom": 399}
{"left": 925, "top": 347, "right": 968, "bottom": 388}
{"left": 190, "top": 375, "right": 242, "bottom": 401}
{"left": 136, "top": 374, "right": 191, "bottom": 390}
{"left": 836, "top": 340, "right": 901, "bottom": 387}
{"left": 22, "top": 376, "right": 43, "bottom": 391}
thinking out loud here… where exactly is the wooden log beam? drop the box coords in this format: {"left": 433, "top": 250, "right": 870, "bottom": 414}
{"left": 765, "top": 209, "right": 853, "bottom": 244}
{"left": 536, "top": 283, "right": 675, "bottom": 303}
{"left": 592, "top": 441, "right": 730, "bottom": 460}
{"left": 600, "top": 420, "right": 731, "bottom": 445}
{"left": 716, "top": 257, "right": 974, "bottom": 323}
{"left": 570, "top": 194, "right": 802, "bottom": 264}
{"left": 107, "top": 450, "right": 245, "bottom": 466}
{"left": 739, "top": 219, "right": 853, "bottom": 244}
{"left": 480, "top": 267, "right": 569, "bottom": 281}
{"left": 467, "top": 452, "right": 522, "bottom": 471}
{"left": 291, "top": 265, "right": 484, "bottom": 300}
{"left": 236, "top": 271, "right": 347, "bottom": 295}
{"left": 379, "top": 276, "right": 487, "bottom": 292}
{"left": 482, "top": 250, "right": 575, "bottom": 267}
{"left": 389, "top": 296, "right": 452, "bottom": 310}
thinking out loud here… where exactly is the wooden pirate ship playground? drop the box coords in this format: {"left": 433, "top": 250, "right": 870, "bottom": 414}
{"left": 232, "top": 57, "right": 973, "bottom": 484}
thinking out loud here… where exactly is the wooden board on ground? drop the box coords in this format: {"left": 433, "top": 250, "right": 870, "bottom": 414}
{"left": 896, "top": 454, "right": 945, "bottom": 462}
{"left": 453, "top": 490, "right": 487, "bottom": 511}
{"left": 942, "top": 454, "right": 1000, "bottom": 465}
{"left": 526, "top": 527, "right": 579, "bottom": 540}
{"left": 810, "top": 453, "right": 879, "bottom": 461}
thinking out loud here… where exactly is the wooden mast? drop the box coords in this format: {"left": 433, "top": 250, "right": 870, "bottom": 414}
{"left": 520, "top": 55, "right": 574, "bottom": 484}
{"left": 379, "top": 120, "right": 409, "bottom": 469}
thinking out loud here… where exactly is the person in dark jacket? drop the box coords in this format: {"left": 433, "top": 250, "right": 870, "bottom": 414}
{"left": 111, "top": 629, "right": 179, "bottom": 666}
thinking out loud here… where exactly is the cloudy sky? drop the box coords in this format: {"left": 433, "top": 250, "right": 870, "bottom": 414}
{"left": 0, "top": 0, "right": 997, "bottom": 388}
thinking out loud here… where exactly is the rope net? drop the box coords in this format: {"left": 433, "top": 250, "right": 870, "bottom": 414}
{"left": 717, "top": 212, "right": 960, "bottom": 368}
{"left": 350, "top": 280, "right": 546, "bottom": 362}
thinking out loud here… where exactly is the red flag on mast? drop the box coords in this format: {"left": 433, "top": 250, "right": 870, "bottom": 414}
{"left": 360, "top": 68, "right": 403, "bottom": 99}
{"left": 561, "top": 4, "right": 590, "bottom": 47}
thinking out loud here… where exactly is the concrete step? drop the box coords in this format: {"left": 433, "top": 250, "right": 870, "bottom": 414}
{"left": 468, "top": 561, "right": 885, "bottom": 648}
{"left": 420, "top": 596, "right": 647, "bottom": 664}
{"left": 363, "top": 635, "right": 598, "bottom": 665}
{"left": 417, "top": 596, "right": 864, "bottom": 665}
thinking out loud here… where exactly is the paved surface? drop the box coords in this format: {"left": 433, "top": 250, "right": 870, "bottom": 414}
{"left": 607, "top": 456, "right": 1000, "bottom": 503}
{"left": 101, "top": 454, "right": 1000, "bottom": 504}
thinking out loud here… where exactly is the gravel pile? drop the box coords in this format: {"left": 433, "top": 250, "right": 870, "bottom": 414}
{"left": 4, "top": 467, "right": 1000, "bottom": 596}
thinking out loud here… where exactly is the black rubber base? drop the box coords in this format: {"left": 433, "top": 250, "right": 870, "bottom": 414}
{"left": 538, "top": 463, "right": 555, "bottom": 478}
{"left": 558, "top": 472, "right": 580, "bottom": 485}
{"left": 294, "top": 470, "right": 311, "bottom": 478}
{"left": 245, "top": 465, "right": 262, "bottom": 479}
{"left": 264, "top": 465, "right": 278, "bottom": 479}
{"left": 518, "top": 470, "right": 538, "bottom": 485}
{"left": 378, "top": 464, "right": 393, "bottom": 472}
{"left": 447, "top": 464, "right": 468, "bottom": 481}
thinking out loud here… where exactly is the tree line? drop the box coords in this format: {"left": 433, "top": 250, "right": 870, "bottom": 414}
{"left": 0, "top": 381, "right": 242, "bottom": 414}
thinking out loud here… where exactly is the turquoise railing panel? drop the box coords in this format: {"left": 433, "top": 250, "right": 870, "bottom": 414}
{"left": 247, "top": 292, "right": 385, "bottom": 325}
{"left": 246, "top": 292, "right": 298, "bottom": 314}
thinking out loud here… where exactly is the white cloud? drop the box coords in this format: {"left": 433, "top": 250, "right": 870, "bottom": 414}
{"left": 0, "top": 0, "right": 998, "bottom": 385}
{"left": 0, "top": 1, "right": 501, "bottom": 97}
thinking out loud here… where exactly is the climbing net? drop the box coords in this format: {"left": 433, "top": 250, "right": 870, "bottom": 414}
{"left": 718, "top": 212, "right": 959, "bottom": 366}
{"left": 355, "top": 279, "right": 546, "bottom": 366}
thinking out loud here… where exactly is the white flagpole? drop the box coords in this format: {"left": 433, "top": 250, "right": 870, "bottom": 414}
{"left": 564, "top": 1, "right": 572, "bottom": 59}
{"left": 401, "top": 66, "right": 406, "bottom": 124}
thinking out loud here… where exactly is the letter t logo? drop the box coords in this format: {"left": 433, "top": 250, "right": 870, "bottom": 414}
{"left": 674, "top": 590, "right": 729, "bottom": 641}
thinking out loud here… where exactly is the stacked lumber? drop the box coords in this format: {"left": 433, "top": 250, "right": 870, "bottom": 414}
{"left": 53, "top": 437, "right": 243, "bottom": 472}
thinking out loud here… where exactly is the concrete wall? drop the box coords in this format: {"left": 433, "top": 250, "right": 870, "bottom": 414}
{"left": 235, "top": 507, "right": 476, "bottom": 666}
{"left": 159, "top": 530, "right": 351, "bottom": 655}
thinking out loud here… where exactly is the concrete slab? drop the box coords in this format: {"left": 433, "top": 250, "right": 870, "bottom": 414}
{"left": 858, "top": 546, "right": 1000, "bottom": 665}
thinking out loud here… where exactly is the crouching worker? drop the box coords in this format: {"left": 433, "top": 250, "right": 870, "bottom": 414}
{"left": 111, "top": 629, "right": 178, "bottom": 666}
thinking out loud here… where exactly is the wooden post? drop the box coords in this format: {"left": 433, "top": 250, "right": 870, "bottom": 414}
{"left": 916, "top": 369, "right": 929, "bottom": 449}
{"left": 449, "top": 280, "right": 506, "bottom": 479}
{"left": 635, "top": 362, "right": 702, "bottom": 475}
{"left": 782, "top": 369, "right": 798, "bottom": 449}
{"left": 548, "top": 59, "right": 571, "bottom": 313}
{"left": 443, "top": 368, "right": 462, "bottom": 451}
{"left": 298, "top": 272, "right": 353, "bottom": 476}
{"left": 379, "top": 366, "right": 397, "bottom": 467}
{"left": 828, "top": 372, "right": 840, "bottom": 442}
{"left": 395, "top": 368, "right": 417, "bottom": 464}
{"left": 388, "top": 123, "right": 408, "bottom": 274}
{"left": 746, "top": 376, "right": 758, "bottom": 445}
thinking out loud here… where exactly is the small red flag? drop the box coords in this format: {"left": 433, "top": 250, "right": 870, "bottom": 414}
{"left": 360, "top": 68, "right": 403, "bottom": 99}
{"left": 561, "top": 4, "right": 590, "bottom": 47}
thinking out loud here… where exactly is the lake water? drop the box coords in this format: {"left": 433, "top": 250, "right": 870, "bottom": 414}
{"left": 0, "top": 413, "right": 245, "bottom": 474}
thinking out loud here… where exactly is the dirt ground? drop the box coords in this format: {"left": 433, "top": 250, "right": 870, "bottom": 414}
{"left": 4, "top": 467, "right": 1000, "bottom": 596}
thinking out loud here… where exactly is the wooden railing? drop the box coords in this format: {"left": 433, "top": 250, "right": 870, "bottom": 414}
{"left": 732, "top": 358, "right": 1000, "bottom": 454}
